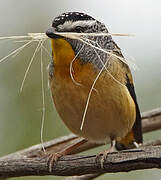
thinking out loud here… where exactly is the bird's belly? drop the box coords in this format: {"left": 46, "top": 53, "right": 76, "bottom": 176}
{"left": 50, "top": 69, "right": 136, "bottom": 144}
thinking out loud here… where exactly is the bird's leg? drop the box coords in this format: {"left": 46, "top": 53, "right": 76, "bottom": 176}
{"left": 96, "top": 140, "right": 116, "bottom": 169}
{"left": 47, "top": 138, "right": 87, "bottom": 172}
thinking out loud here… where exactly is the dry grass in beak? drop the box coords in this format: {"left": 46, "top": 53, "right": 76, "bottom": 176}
{"left": 0, "top": 32, "right": 49, "bottom": 152}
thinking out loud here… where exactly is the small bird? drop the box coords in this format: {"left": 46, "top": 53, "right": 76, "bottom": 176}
{"left": 46, "top": 12, "right": 143, "bottom": 168}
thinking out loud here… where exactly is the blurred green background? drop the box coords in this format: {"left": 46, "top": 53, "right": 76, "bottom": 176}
{"left": 0, "top": 0, "right": 161, "bottom": 179}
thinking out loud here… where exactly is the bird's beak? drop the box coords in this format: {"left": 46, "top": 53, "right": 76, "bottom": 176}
{"left": 46, "top": 27, "right": 62, "bottom": 39}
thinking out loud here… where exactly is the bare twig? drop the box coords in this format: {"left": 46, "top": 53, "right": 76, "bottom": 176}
{"left": 0, "top": 146, "right": 161, "bottom": 178}
{"left": 0, "top": 107, "right": 161, "bottom": 178}
{"left": 64, "top": 138, "right": 161, "bottom": 180}
{"left": 142, "top": 107, "right": 161, "bottom": 132}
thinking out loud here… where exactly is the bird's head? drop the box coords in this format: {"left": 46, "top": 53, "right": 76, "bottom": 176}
{"left": 46, "top": 12, "right": 116, "bottom": 69}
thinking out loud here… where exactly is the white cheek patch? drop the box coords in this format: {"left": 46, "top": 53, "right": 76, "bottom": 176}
{"left": 57, "top": 20, "right": 96, "bottom": 31}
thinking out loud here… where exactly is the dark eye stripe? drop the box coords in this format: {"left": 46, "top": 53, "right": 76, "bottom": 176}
{"left": 75, "top": 26, "right": 85, "bottom": 32}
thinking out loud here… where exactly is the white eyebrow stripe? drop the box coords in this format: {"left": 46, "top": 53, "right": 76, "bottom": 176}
{"left": 57, "top": 20, "right": 96, "bottom": 30}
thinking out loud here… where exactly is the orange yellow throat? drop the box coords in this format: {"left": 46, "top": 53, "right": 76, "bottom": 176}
{"left": 50, "top": 38, "right": 94, "bottom": 82}
{"left": 51, "top": 38, "right": 76, "bottom": 67}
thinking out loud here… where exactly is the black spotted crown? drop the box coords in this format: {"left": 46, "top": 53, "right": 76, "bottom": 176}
{"left": 52, "top": 12, "right": 95, "bottom": 27}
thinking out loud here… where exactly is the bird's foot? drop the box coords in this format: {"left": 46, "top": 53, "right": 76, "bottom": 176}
{"left": 96, "top": 140, "right": 116, "bottom": 169}
{"left": 46, "top": 138, "right": 87, "bottom": 172}
{"left": 47, "top": 151, "right": 64, "bottom": 172}
{"left": 96, "top": 148, "right": 114, "bottom": 169}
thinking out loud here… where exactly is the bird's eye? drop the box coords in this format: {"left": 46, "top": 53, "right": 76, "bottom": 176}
{"left": 75, "top": 26, "right": 84, "bottom": 33}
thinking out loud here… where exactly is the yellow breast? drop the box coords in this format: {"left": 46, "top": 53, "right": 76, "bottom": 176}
{"left": 50, "top": 38, "right": 136, "bottom": 143}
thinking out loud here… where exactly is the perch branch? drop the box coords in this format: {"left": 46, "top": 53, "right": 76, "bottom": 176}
{"left": 64, "top": 139, "right": 161, "bottom": 180}
{"left": 0, "top": 146, "right": 161, "bottom": 178}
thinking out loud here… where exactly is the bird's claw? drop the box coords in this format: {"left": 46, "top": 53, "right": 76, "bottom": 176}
{"left": 96, "top": 150, "right": 111, "bottom": 169}
{"left": 47, "top": 152, "right": 63, "bottom": 172}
